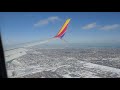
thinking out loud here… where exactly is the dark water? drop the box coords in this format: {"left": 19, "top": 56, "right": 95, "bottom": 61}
{"left": 35, "top": 43, "right": 120, "bottom": 49}
{"left": 65, "top": 43, "right": 120, "bottom": 49}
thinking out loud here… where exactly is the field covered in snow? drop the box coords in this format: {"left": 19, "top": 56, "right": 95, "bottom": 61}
{"left": 5, "top": 47, "right": 120, "bottom": 78}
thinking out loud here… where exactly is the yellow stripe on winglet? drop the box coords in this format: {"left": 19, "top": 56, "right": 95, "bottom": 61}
{"left": 57, "top": 19, "right": 71, "bottom": 35}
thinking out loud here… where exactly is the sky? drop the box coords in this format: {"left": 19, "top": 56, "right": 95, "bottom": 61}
{"left": 1, "top": 12, "right": 120, "bottom": 47}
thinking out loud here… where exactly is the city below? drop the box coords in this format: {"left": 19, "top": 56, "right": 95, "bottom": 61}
{"left": 5, "top": 44, "right": 120, "bottom": 78}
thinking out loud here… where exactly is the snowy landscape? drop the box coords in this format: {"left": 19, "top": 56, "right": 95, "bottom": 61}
{"left": 5, "top": 46, "right": 120, "bottom": 78}
{"left": 2, "top": 12, "right": 120, "bottom": 78}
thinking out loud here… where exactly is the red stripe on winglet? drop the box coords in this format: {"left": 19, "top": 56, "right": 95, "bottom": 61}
{"left": 55, "top": 24, "right": 68, "bottom": 37}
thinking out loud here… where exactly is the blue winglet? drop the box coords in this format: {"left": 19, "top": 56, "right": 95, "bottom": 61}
{"left": 60, "top": 33, "right": 65, "bottom": 39}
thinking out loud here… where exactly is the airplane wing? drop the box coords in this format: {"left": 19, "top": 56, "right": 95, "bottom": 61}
{"left": 4, "top": 19, "right": 71, "bottom": 63}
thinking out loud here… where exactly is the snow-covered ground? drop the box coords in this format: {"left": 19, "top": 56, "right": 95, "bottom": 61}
{"left": 5, "top": 48, "right": 27, "bottom": 62}
{"left": 5, "top": 47, "right": 120, "bottom": 78}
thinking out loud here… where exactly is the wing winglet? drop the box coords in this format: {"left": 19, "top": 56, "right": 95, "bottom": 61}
{"left": 55, "top": 19, "right": 71, "bottom": 38}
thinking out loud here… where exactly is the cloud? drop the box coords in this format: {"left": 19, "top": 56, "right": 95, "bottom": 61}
{"left": 100, "top": 24, "right": 120, "bottom": 30}
{"left": 48, "top": 16, "right": 60, "bottom": 22}
{"left": 82, "top": 22, "right": 97, "bottom": 30}
{"left": 34, "top": 16, "right": 61, "bottom": 27}
{"left": 82, "top": 22, "right": 120, "bottom": 31}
